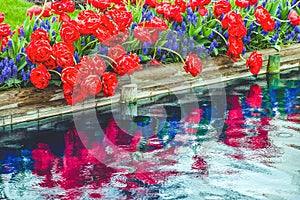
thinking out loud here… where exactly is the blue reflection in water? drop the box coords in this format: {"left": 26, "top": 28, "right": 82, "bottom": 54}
{"left": 0, "top": 69, "right": 300, "bottom": 199}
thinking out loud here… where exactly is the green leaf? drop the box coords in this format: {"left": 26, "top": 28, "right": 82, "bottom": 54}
{"left": 208, "top": 20, "right": 217, "bottom": 29}
{"left": 0, "top": 51, "right": 8, "bottom": 59}
{"left": 18, "top": 61, "right": 27, "bottom": 71}
{"left": 213, "top": 48, "right": 219, "bottom": 56}
{"left": 274, "top": 45, "right": 281, "bottom": 51}
{"left": 197, "top": 39, "right": 210, "bottom": 45}
{"left": 203, "top": 28, "right": 212, "bottom": 38}
{"left": 193, "top": 26, "right": 203, "bottom": 36}
{"left": 5, "top": 78, "right": 21, "bottom": 87}
{"left": 141, "top": 55, "right": 151, "bottom": 62}
{"left": 265, "top": 1, "right": 272, "bottom": 11}
{"left": 189, "top": 24, "right": 195, "bottom": 36}
{"left": 296, "top": 7, "right": 300, "bottom": 15}
{"left": 270, "top": 1, "right": 280, "bottom": 16}
{"left": 79, "top": 4, "right": 85, "bottom": 10}
{"left": 49, "top": 79, "right": 62, "bottom": 87}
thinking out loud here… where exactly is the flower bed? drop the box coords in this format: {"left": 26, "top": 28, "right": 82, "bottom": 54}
{"left": 1, "top": 42, "right": 300, "bottom": 126}
{"left": 0, "top": 0, "right": 300, "bottom": 119}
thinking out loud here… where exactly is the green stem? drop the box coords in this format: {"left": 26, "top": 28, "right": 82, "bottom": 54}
{"left": 207, "top": 18, "right": 222, "bottom": 26}
{"left": 244, "top": 18, "right": 256, "bottom": 22}
{"left": 35, "top": 0, "right": 47, "bottom": 23}
{"left": 240, "top": 55, "right": 247, "bottom": 62}
{"left": 210, "top": 29, "right": 228, "bottom": 45}
{"left": 160, "top": 47, "right": 185, "bottom": 63}
{"left": 153, "top": 47, "right": 157, "bottom": 59}
{"left": 0, "top": 36, "right": 2, "bottom": 51}
{"left": 122, "top": 38, "right": 138, "bottom": 45}
{"left": 291, "top": 1, "right": 300, "bottom": 9}
{"left": 81, "top": 39, "right": 98, "bottom": 53}
{"left": 49, "top": 69, "right": 61, "bottom": 77}
{"left": 272, "top": 17, "right": 289, "bottom": 23}
{"left": 245, "top": 13, "right": 260, "bottom": 26}
{"left": 97, "top": 54, "right": 118, "bottom": 64}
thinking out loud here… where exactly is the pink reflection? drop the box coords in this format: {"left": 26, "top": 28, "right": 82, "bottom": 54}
{"left": 104, "top": 119, "right": 143, "bottom": 153}
{"left": 223, "top": 85, "right": 271, "bottom": 150}
{"left": 183, "top": 108, "right": 202, "bottom": 134}
{"left": 245, "top": 84, "right": 263, "bottom": 108}
{"left": 32, "top": 143, "right": 57, "bottom": 188}
{"left": 191, "top": 156, "right": 208, "bottom": 175}
{"left": 32, "top": 130, "right": 116, "bottom": 198}
{"left": 32, "top": 124, "right": 179, "bottom": 198}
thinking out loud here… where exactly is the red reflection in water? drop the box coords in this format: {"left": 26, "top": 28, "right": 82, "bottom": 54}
{"left": 32, "top": 143, "right": 56, "bottom": 188}
{"left": 32, "top": 130, "right": 116, "bottom": 198}
{"left": 191, "top": 156, "right": 208, "bottom": 174}
{"left": 245, "top": 84, "right": 263, "bottom": 108}
{"left": 183, "top": 108, "right": 202, "bottom": 134}
{"left": 223, "top": 85, "right": 271, "bottom": 150}
{"left": 287, "top": 114, "right": 300, "bottom": 123}
{"left": 32, "top": 122, "right": 180, "bottom": 198}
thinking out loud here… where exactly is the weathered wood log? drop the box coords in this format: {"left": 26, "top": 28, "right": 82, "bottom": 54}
{"left": 1, "top": 44, "right": 300, "bottom": 126}
{"left": 267, "top": 54, "right": 281, "bottom": 74}
{"left": 120, "top": 84, "right": 137, "bottom": 103}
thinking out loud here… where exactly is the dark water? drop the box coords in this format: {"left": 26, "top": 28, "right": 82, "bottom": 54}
{"left": 0, "top": 69, "right": 300, "bottom": 199}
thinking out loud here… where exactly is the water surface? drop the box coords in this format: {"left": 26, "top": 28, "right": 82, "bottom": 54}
{"left": 0, "top": 69, "right": 300, "bottom": 199}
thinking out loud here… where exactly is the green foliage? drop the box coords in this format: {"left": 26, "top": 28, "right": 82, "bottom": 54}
{"left": 0, "top": 0, "right": 34, "bottom": 30}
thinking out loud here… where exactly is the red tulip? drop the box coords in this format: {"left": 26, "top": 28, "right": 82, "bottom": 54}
{"left": 248, "top": 0, "right": 258, "bottom": 5}
{"left": 101, "top": 72, "right": 119, "bottom": 97}
{"left": 198, "top": 7, "right": 208, "bottom": 16}
{"left": 150, "top": 59, "right": 162, "bottom": 66}
{"left": 213, "top": 0, "right": 232, "bottom": 18}
{"left": 190, "top": 0, "right": 211, "bottom": 11}
{"left": 59, "top": 13, "right": 71, "bottom": 23}
{"left": 222, "top": 11, "right": 244, "bottom": 29}
{"left": 61, "top": 67, "right": 79, "bottom": 87}
{"left": 0, "top": 23, "right": 11, "bottom": 37}
{"left": 133, "top": 26, "right": 152, "bottom": 43}
{"left": 246, "top": 51, "right": 263, "bottom": 75}
{"left": 107, "top": 7, "right": 133, "bottom": 31}
{"left": 0, "top": 12, "right": 4, "bottom": 23}
{"left": 26, "top": 3, "right": 52, "bottom": 19}
{"left": 145, "top": 0, "right": 157, "bottom": 7}
{"left": 52, "top": 42, "right": 74, "bottom": 68}
{"left": 43, "top": 56, "right": 57, "bottom": 70}
{"left": 184, "top": 53, "right": 202, "bottom": 77}
{"left": 30, "top": 29, "right": 50, "bottom": 42}
{"left": 148, "top": 16, "right": 168, "bottom": 31}
{"left": 288, "top": 9, "right": 300, "bottom": 26}
{"left": 26, "top": 40, "right": 52, "bottom": 63}
{"left": 78, "top": 55, "right": 107, "bottom": 76}
{"left": 77, "top": 10, "right": 101, "bottom": 35}
{"left": 114, "top": 54, "right": 142, "bottom": 76}
{"left": 108, "top": 45, "right": 127, "bottom": 61}
{"left": 254, "top": 6, "right": 275, "bottom": 32}
{"left": 235, "top": 0, "right": 249, "bottom": 8}
{"left": 60, "top": 21, "right": 80, "bottom": 43}
{"left": 226, "top": 37, "right": 244, "bottom": 61}
{"left": 81, "top": 75, "right": 102, "bottom": 96}
{"left": 30, "top": 64, "right": 51, "bottom": 89}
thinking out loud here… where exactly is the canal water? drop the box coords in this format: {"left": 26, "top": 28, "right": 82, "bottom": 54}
{"left": 0, "top": 68, "right": 299, "bottom": 199}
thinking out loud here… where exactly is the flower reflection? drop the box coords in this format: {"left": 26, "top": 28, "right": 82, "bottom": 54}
{"left": 222, "top": 84, "right": 271, "bottom": 150}
{"left": 245, "top": 84, "right": 262, "bottom": 108}
{"left": 191, "top": 156, "right": 208, "bottom": 174}
{"left": 183, "top": 108, "right": 202, "bottom": 134}
{"left": 32, "top": 130, "right": 116, "bottom": 198}
{"left": 30, "top": 121, "right": 182, "bottom": 198}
